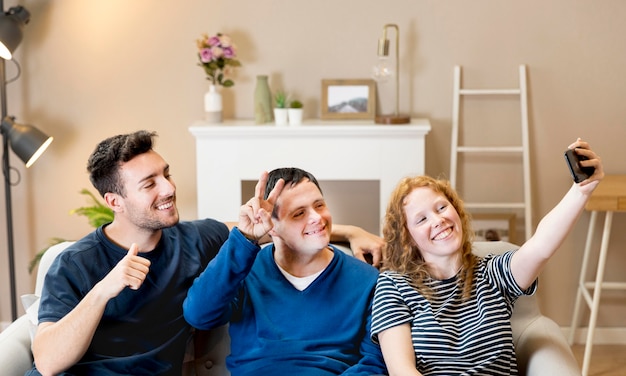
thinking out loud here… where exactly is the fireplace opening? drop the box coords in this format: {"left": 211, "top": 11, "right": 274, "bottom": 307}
{"left": 241, "top": 180, "right": 381, "bottom": 235}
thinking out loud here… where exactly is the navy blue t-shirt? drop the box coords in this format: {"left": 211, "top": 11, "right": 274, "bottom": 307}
{"left": 28, "top": 218, "right": 228, "bottom": 376}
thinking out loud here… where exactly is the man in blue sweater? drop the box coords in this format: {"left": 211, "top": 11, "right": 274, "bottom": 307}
{"left": 183, "top": 167, "right": 387, "bottom": 375}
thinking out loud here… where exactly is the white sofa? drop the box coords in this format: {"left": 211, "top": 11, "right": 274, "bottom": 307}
{"left": 0, "top": 240, "right": 581, "bottom": 375}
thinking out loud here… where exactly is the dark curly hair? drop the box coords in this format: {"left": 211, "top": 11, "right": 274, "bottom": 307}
{"left": 87, "top": 130, "right": 156, "bottom": 197}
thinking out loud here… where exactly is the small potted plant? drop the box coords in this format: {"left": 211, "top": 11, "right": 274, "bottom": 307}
{"left": 288, "top": 99, "right": 303, "bottom": 126}
{"left": 273, "top": 91, "right": 288, "bottom": 126}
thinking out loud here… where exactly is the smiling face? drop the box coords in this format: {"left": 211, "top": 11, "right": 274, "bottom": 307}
{"left": 269, "top": 179, "right": 332, "bottom": 255}
{"left": 403, "top": 186, "right": 463, "bottom": 265}
{"left": 114, "top": 150, "right": 179, "bottom": 231}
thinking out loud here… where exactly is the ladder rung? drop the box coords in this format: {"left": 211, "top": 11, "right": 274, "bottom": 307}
{"left": 465, "top": 203, "right": 526, "bottom": 209}
{"left": 583, "top": 281, "right": 626, "bottom": 290}
{"left": 459, "top": 89, "right": 521, "bottom": 95}
{"left": 457, "top": 146, "right": 524, "bottom": 153}
{"left": 451, "top": 65, "right": 532, "bottom": 241}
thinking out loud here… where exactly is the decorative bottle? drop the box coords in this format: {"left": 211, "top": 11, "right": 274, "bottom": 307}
{"left": 254, "top": 75, "right": 273, "bottom": 124}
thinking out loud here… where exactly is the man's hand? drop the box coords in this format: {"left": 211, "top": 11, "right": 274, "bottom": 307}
{"left": 238, "top": 171, "right": 285, "bottom": 243}
{"left": 349, "top": 229, "right": 384, "bottom": 268}
{"left": 332, "top": 225, "right": 385, "bottom": 268}
{"left": 99, "top": 243, "right": 151, "bottom": 299}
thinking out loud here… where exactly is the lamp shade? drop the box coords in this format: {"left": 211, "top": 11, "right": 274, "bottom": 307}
{"left": 0, "top": 6, "right": 30, "bottom": 60}
{"left": 1, "top": 117, "right": 53, "bottom": 168}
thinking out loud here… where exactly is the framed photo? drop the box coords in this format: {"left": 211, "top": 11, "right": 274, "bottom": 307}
{"left": 321, "top": 79, "right": 376, "bottom": 120}
{"left": 471, "top": 213, "right": 516, "bottom": 244}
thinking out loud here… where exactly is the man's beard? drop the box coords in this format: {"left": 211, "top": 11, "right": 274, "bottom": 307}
{"left": 131, "top": 209, "right": 180, "bottom": 231}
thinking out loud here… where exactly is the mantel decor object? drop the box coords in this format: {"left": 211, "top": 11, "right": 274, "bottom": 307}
{"left": 204, "top": 84, "right": 222, "bottom": 123}
{"left": 196, "top": 32, "right": 241, "bottom": 123}
{"left": 320, "top": 79, "right": 376, "bottom": 120}
{"left": 254, "top": 75, "right": 273, "bottom": 124}
{"left": 287, "top": 99, "right": 303, "bottom": 126}
{"left": 273, "top": 90, "right": 288, "bottom": 126}
{"left": 372, "top": 24, "right": 410, "bottom": 125}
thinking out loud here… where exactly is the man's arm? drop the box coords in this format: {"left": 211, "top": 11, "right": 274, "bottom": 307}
{"left": 184, "top": 228, "right": 260, "bottom": 329}
{"left": 342, "top": 303, "right": 391, "bottom": 376}
{"left": 32, "top": 245, "right": 150, "bottom": 375}
{"left": 186, "top": 172, "right": 282, "bottom": 329}
{"left": 331, "top": 224, "right": 384, "bottom": 267}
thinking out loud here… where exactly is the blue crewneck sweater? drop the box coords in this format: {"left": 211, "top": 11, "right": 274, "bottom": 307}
{"left": 184, "top": 229, "right": 386, "bottom": 376}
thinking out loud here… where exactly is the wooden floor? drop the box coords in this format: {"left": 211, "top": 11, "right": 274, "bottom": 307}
{"left": 571, "top": 344, "right": 626, "bottom": 375}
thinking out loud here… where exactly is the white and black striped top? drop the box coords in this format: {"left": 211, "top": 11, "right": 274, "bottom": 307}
{"left": 371, "top": 251, "right": 536, "bottom": 376}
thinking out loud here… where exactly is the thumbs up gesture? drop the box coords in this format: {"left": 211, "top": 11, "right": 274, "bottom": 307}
{"left": 98, "top": 243, "right": 152, "bottom": 299}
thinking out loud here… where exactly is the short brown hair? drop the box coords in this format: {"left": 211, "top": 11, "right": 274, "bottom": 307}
{"left": 87, "top": 130, "right": 156, "bottom": 197}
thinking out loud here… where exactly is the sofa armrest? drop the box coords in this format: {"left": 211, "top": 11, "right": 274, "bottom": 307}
{"left": 0, "top": 315, "right": 34, "bottom": 375}
{"left": 515, "top": 315, "right": 581, "bottom": 376}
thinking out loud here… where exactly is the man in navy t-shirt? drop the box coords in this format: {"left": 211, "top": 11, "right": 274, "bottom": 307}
{"left": 27, "top": 131, "right": 384, "bottom": 376}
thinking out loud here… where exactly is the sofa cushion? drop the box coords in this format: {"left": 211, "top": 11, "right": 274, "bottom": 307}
{"left": 20, "top": 294, "right": 39, "bottom": 342}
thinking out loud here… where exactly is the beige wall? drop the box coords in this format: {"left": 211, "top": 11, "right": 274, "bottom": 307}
{"left": 1, "top": 0, "right": 625, "bottom": 330}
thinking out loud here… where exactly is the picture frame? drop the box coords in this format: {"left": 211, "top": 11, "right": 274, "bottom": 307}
{"left": 320, "top": 79, "right": 376, "bottom": 120}
{"left": 471, "top": 213, "right": 516, "bottom": 244}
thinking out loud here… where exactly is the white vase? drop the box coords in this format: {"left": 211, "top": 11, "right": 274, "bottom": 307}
{"left": 288, "top": 108, "right": 303, "bottom": 126}
{"left": 204, "top": 84, "right": 223, "bottom": 123}
{"left": 274, "top": 108, "right": 288, "bottom": 126}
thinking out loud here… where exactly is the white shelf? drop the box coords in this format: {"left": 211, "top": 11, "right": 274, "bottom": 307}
{"left": 189, "top": 118, "right": 431, "bottom": 137}
{"left": 189, "top": 118, "right": 431, "bottom": 225}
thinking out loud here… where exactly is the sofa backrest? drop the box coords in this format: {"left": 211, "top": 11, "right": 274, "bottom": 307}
{"left": 35, "top": 241, "right": 76, "bottom": 296}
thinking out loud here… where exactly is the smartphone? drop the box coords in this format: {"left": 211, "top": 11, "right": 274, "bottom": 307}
{"left": 564, "top": 149, "right": 595, "bottom": 183}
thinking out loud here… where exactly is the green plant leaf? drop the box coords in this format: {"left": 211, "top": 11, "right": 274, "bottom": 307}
{"left": 70, "top": 206, "right": 115, "bottom": 228}
{"left": 289, "top": 100, "right": 303, "bottom": 109}
{"left": 274, "top": 91, "right": 288, "bottom": 108}
{"left": 69, "top": 189, "right": 114, "bottom": 227}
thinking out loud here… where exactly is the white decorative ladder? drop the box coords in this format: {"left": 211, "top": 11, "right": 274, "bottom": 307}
{"left": 450, "top": 65, "right": 532, "bottom": 241}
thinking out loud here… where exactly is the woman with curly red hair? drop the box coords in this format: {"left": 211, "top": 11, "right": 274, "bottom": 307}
{"left": 372, "top": 138, "right": 603, "bottom": 375}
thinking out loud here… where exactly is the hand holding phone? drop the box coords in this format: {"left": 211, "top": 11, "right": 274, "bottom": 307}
{"left": 564, "top": 149, "right": 595, "bottom": 183}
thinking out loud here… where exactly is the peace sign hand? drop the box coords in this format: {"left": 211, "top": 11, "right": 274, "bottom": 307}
{"left": 238, "top": 171, "right": 285, "bottom": 243}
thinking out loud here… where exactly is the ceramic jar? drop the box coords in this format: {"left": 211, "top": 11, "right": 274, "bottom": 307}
{"left": 204, "top": 84, "right": 222, "bottom": 123}
{"left": 254, "top": 75, "right": 273, "bottom": 124}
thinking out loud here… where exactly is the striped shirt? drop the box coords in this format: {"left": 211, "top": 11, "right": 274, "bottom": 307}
{"left": 371, "top": 250, "right": 536, "bottom": 375}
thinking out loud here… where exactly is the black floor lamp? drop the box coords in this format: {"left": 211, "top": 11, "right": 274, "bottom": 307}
{"left": 0, "top": 4, "right": 53, "bottom": 321}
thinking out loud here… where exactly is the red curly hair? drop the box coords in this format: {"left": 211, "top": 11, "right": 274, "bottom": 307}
{"left": 381, "top": 175, "right": 478, "bottom": 300}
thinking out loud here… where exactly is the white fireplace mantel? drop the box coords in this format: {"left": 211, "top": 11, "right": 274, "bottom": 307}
{"left": 189, "top": 119, "right": 431, "bottom": 227}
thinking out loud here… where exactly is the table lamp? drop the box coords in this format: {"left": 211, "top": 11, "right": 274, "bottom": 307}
{"left": 372, "top": 23, "right": 410, "bottom": 125}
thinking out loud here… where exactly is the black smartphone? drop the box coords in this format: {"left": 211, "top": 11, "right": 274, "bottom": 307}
{"left": 564, "top": 149, "right": 595, "bottom": 183}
